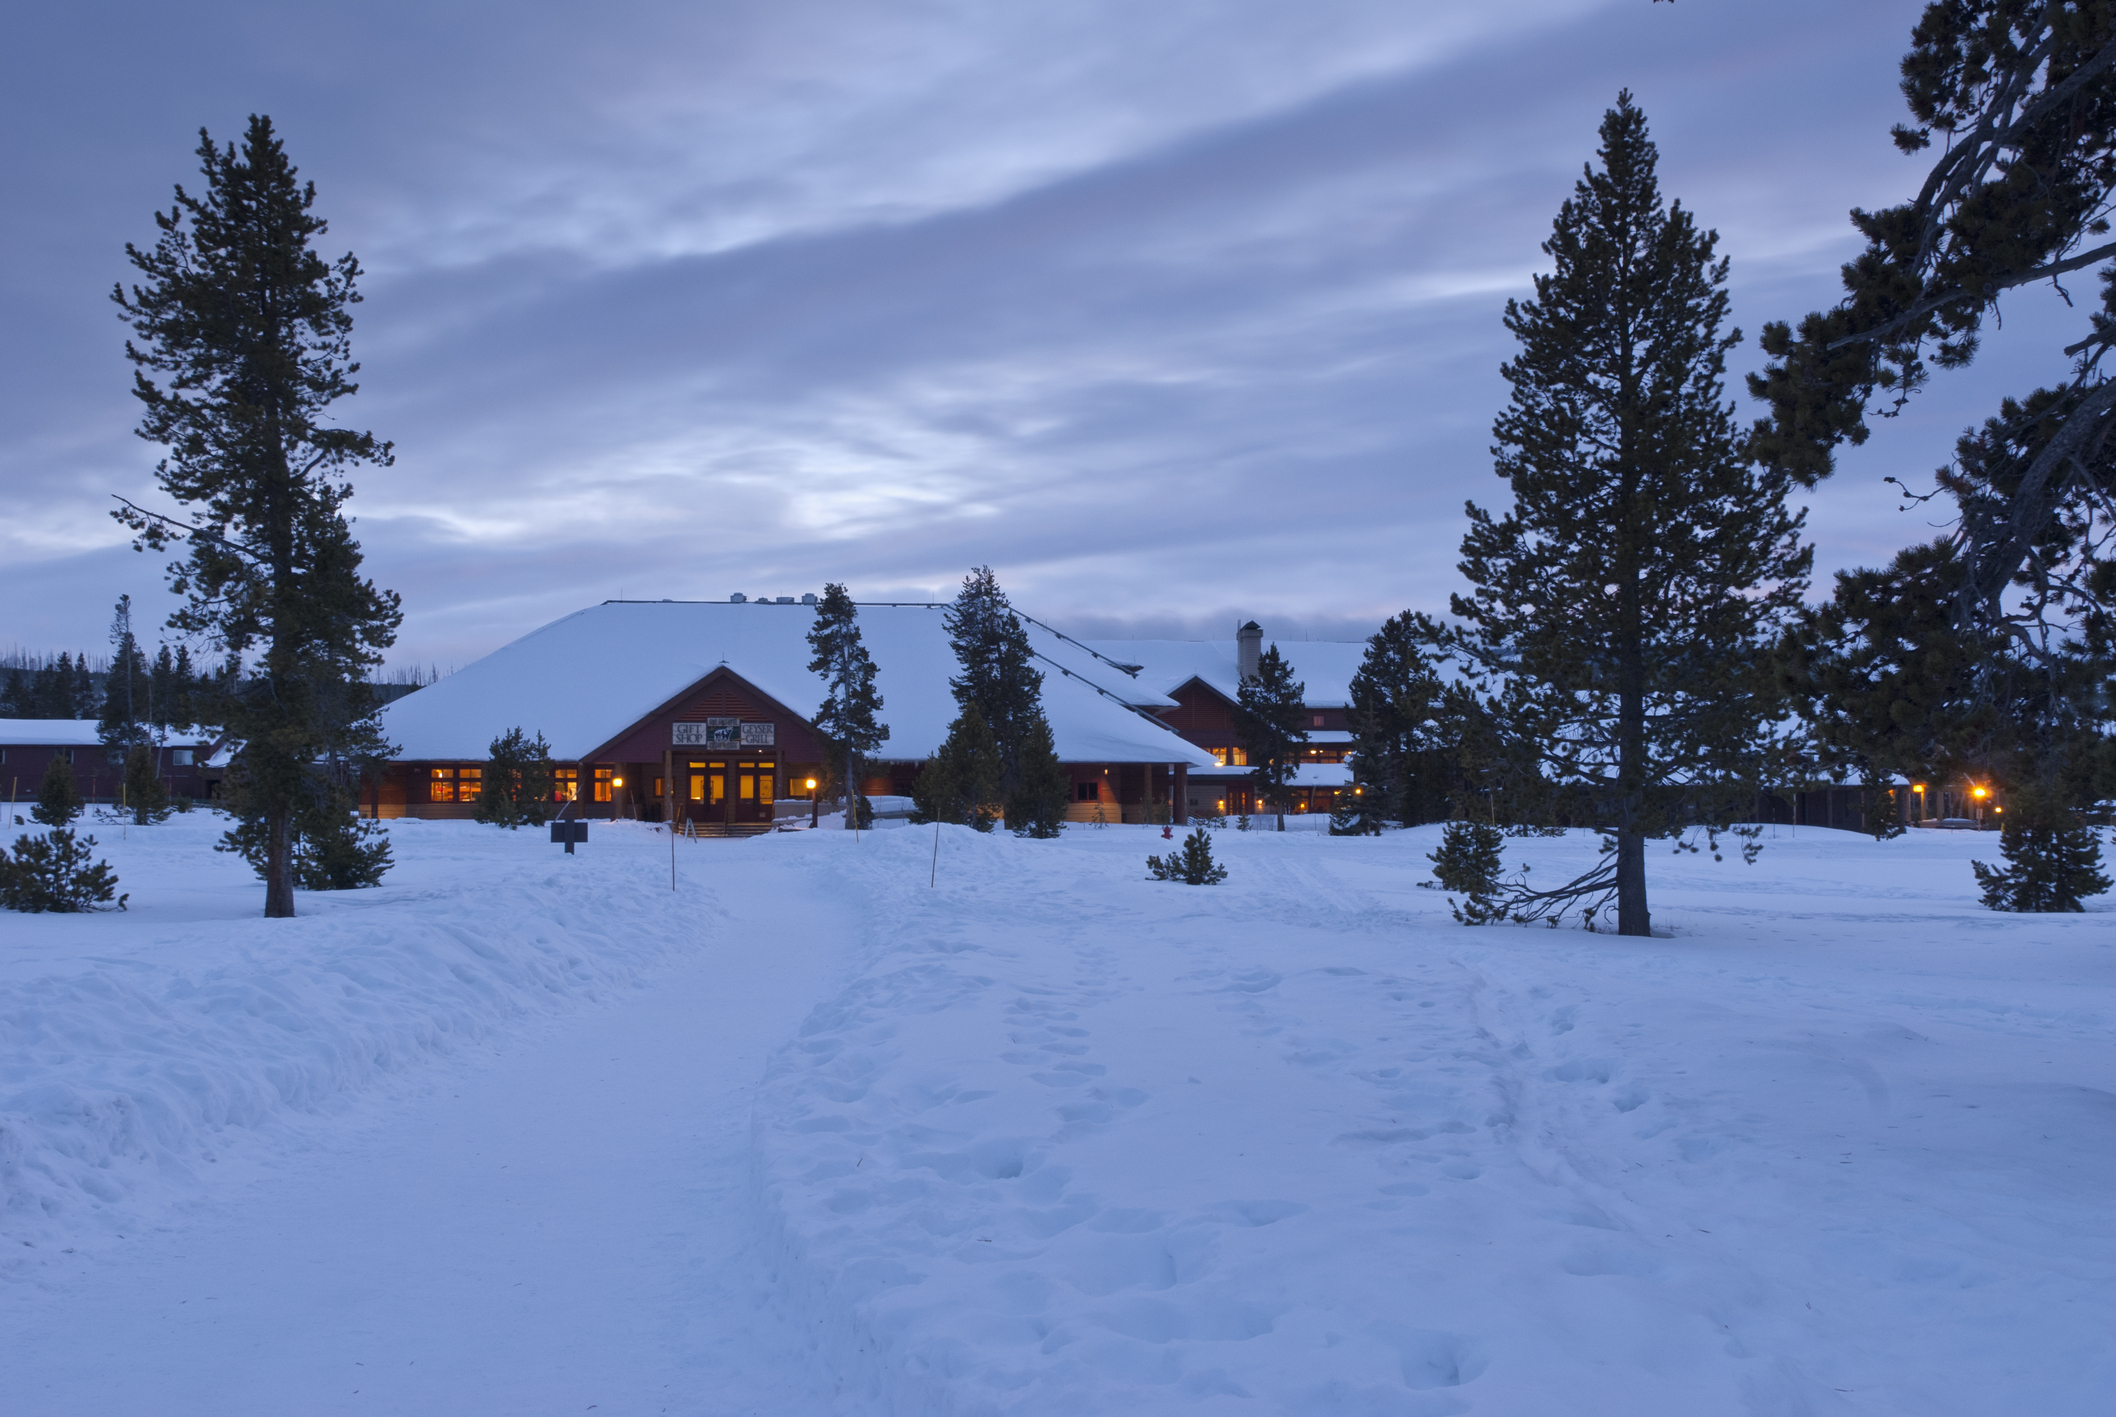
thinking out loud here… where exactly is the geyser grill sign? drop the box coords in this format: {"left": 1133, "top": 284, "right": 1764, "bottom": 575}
{"left": 673, "top": 719, "right": 774, "bottom": 748}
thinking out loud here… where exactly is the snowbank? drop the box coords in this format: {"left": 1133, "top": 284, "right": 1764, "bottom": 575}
{"left": 0, "top": 812, "right": 720, "bottom": 1257}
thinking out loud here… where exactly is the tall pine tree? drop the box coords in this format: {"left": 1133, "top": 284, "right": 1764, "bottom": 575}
{"left": 1343, "top": 611, "right": 1460, "bottom": 831}
{"left": 942, "top": 567, "right": 1067, "bottom": 837}
{"left": 1234, "top": 643, "right": 1307, "bottom": 831}
{"left": 113, "top": 116, "right": 401, "bottom": 915}
{"left": 99, "top": 595, "right": 152, "bottom": 757}
{"left": 1444, "top": 94, "right": 1810, "bottom": 936}
{"left": 807, "top": 583, "right": 888, "bottom": 830}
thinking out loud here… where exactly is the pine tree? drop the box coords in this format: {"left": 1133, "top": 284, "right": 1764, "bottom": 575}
{"left": 149, "top": 644, "right": 178, "bottom": 730}
{"left": 1, "top": 828, "right": 127, "bottom": 913}
{"left": 806, "top": 583, "right": 889, "bottom": 831}
{"left": 33, "top": 754, "right": 83, "bottom": 828}
{"left": 1006, "top": 710, "right": 1069, "bottom": 838}
{"left": 912, "top": 701, "right": 1003, "bottom": 830}
{"left": 71, "top": 655, "right": 96, "bottom": 719}
{"left": 1429, "top": 820, "right": 1507, "bottom": 925}
{"left": 1443, "top": 94, "right": 1810, "bottom": 936}
{"left": 113, "top": 116, "right": 402, "bottom": 916}
{"left": 1343, "top": 612, "right": 1461, "bottom": 831}
{"left": 0, "top": 670, "right": 28, "bottom": 718}
{"left": 1234, "top": 644, "right": 1307, "bottom": 831}
{"left": 170, "top": 644, "right": 198, "bottom": 730}
{"left": 475, "top": 727, "right": 556, "bottom": 828}
{"left": 1971, "top": 787, "right": 2113, "bottom": 912}
{"left": 945, "top": 569, "right": 1039, "bottom": 782}
{"left": 123, "top": 744, "right": 172, "bottom": 825}
{"left": 1146, "top": 826, "right": 1227, "bottom": 885}
{"left": 99, "top": 595, "right": 152, "bottom": 757}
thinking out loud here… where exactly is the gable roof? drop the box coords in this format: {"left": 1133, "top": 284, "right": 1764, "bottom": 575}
{"left": 379, "top": 601, "right": 1215, "bottom": 767}
{"left": 1069, "top": 639, "right": 1370, "bottom": 709}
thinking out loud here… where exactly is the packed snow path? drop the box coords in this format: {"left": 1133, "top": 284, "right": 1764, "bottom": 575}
{"left": 4, "top": 815, "right": 2113, "bottom": 1414}
{"left": 2, "top": 817, "right": 860, "bottom": 1415}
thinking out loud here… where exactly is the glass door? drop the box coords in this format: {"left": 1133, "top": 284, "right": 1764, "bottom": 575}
{"left": 685, "top": 761, "right": 727, "bottom": 823}
{"left": 732, "top": 758, "right": 775, "bottom": 824}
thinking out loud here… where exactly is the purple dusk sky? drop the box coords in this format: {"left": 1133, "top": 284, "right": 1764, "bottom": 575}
{"left": 0, "top": 2, "right": 2085, "bottom": 670}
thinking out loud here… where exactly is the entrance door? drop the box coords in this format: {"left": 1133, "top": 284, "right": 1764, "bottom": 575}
{"left": 685, "top": 761, "right": 726, "bottom": 824}
{"left": 731, "top": 757, "right": 776, "bottom": 825}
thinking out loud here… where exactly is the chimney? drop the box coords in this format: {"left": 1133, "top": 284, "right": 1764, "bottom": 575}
{"left": 1237, "top": 621, "right": 1262, "bottom": 682}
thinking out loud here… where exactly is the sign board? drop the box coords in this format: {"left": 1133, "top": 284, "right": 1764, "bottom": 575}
{"left": 672, "top": 718, "right": 775, "bottom": 748}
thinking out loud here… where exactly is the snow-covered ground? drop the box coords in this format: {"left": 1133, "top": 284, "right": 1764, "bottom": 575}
{"left": 3, "top": 812, "right": 2111, "bottom": 1414}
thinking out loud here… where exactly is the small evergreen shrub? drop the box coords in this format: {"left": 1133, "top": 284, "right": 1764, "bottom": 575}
{"left": 33, "top": 755, "right": 82, "bottom": 827}
{"left": 1971, "top": 795, "right": 2112, "bottom": 912}
{"left": 1147, "top": 826, "right": 1228, "bottom": 885}
{"left": 1430, "top": 820, "right": 1506, "bottom": 924}
{"left": 2, "top": 828, "right": 128, "bottom": 912}
{"left": 475, "top": 727, "right": 556, "bottom": 828}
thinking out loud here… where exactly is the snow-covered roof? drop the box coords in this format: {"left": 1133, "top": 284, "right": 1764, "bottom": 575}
{"left": 379, "top": 601, "right": 1215, "bottom": 768}
{"left": 0, "top": 718, "right": 106, "bottom": 747}
{"left": 1070, "top": 639, "right": 1369, "bottom": 708}
{"left": 0, "top": 720, "right": 223, "bottom": 750}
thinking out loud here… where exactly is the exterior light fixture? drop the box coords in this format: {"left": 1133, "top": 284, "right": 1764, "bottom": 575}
{"left": 806, "top": 778, "right": 817, "bottom": 790}
{"left": 613, "top": 776, "right": 624, "bottom": 788}
{"left": 1972, "top": 786, "right": 1988, "bottom": 799}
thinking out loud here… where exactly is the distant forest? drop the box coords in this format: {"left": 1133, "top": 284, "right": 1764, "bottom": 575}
{"left": 1, "top": 648, "right": 448, "bottom": 720}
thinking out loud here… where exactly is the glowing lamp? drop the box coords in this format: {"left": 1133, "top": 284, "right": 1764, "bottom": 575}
{"left": 806, "top": 778, "right": 817, "bottom": 790}
{"left": 1972, "top": 786, "right": 1988, "bottom": 799}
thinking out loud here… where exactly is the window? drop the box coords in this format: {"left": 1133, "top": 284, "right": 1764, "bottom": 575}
{"left": 173, "top": 749, "right": 193, "bottom": 766}
{"left": 1210, "top": 746, "right": 1248, "bottom": 767}
{"left": 553, "top": 768, "right": 579, "bottom": 802}
{"left": 592, "top": 766, "right": 613, "bottom": 803}
{"left": 61, "top": 748, "right": 76, "bottom": 765}
{"left": 428, "top": 765, "right": 481, "bottom": 803}
{"left": 653, "top": 777, "right": 664, "bottom": 799}
{"left": 1312, "top": 714, "right": 1325, "bottom": 727}
{"left": 1076, "top": 781, "right": 1099, "bottom": 802}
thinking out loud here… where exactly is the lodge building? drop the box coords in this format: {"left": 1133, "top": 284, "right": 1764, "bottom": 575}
{"left": 2, "top": 719, "right": 223, "bottom": 811}
{"left": 374, "top": 599, "right": 1223, "bottom": 831}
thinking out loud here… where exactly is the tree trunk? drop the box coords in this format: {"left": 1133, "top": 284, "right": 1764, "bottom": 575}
{"left": 264, "top": 805, "right": 297, "bottom": 917}
{"left": 1615, "top": 828, "right": 1648, "bottom": 935}
{"left": 845, "top": 747, "right": 856, "bottom": 832}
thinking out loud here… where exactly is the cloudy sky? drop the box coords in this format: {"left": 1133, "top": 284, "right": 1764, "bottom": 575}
{"left": 0, "top": 1, "right": 2086, "bottom": 671}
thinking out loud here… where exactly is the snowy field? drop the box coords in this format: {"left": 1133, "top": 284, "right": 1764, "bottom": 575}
{"left": 2, "top": 811, "right": 2111, "bottom": 1415}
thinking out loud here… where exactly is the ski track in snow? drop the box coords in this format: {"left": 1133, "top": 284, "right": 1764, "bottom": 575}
{"left": 2, "top": 813, "right": 2113, "bottom": 1414}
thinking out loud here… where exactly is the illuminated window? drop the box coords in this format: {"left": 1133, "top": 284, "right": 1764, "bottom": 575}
{"left": 429, "top": 766, "right": 457, "bottom": 803}
{"left": 1312, "top": 714, "right": 1325, "bottom": 727}
{"left": 1228, "top": 747, "right": 1247, "bottom": 766}
{"left": 653, "top": 777, "right": 664, "bottom": 799}
{"left": 592, "top": 767, "right": 613, "bottom": 803}
{"left": 459, "top": 767, "right": 482, "bottom": 802}
{"left": 552, "top": 768, "right": 578, "bottom": 802}
{"left": 758, "top": 773, "right": 774, "bottom": 806}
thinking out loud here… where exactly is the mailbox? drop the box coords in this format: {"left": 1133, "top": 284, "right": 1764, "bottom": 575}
{"left": 550, "top": 820, "right": 588, "bottom": 852}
